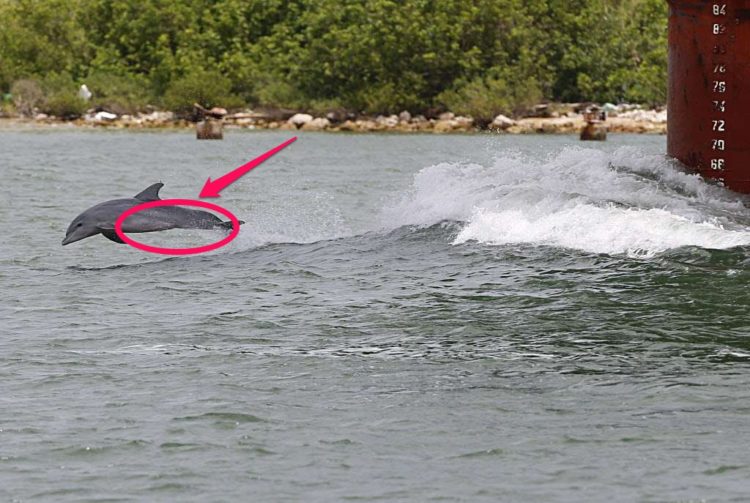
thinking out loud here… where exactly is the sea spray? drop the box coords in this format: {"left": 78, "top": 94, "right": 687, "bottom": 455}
{"left": 382, "top": 146, "right": 750, "bottom": 256}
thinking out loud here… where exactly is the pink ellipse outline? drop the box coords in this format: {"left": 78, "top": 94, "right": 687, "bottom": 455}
{"left": 114, "top": 198, "right": 240, "bottom": 255}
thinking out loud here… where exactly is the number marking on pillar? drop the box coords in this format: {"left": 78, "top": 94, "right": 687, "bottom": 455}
{"left": 710, "top": 3, "right": 729, "bottom": 174}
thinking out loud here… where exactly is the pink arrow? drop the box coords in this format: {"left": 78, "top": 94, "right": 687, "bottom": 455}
{"left": 199, "top": 136, "right": 297, "bottom": 198}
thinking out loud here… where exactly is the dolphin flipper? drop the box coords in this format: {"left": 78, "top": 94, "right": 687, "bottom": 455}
{"left": 134, "top": 183, "right": 164, "bottom": 201}
{"left": 101, "top": 229, "right": 126, "bottom": 244}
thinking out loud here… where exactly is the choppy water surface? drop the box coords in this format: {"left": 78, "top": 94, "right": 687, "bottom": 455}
{"left": 1, "top": 130, "right": 749, "bottom": 502}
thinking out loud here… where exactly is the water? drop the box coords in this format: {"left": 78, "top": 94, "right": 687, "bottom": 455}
{"left": 1, "top": 130, "right": 749, "bottom": 502}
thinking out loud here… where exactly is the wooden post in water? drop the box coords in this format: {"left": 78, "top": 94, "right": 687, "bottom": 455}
{"left": 667, "top": 0, "right": 750, "bottom": 193}
{"left": 196, "top": 118, "right": 223, "bottom": 140}
{"left": 580, "top": 106, "right": 607, "bottom": 141}
{"left": 194, "top": 103, "right": 227, "bottom": 140}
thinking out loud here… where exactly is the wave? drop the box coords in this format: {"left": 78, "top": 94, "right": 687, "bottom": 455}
{"left": 142, "top": 145, "right": 750, "bottom": 260}
{"left": 381, "top": 146, "right": 750, "bottom": 257}
{"left": 453, "top": 204, "right": 750, "bottom": 257}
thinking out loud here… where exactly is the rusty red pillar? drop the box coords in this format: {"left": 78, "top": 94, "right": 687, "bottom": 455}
{"left": 668, "top": 0, "right": 750, "bottom": 193}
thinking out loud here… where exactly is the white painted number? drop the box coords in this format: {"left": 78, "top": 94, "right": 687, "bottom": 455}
{"left": 711, "top": 4, "right": 729, "bottom": 179}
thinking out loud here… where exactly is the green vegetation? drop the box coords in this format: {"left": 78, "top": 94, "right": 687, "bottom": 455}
{"left": 0, "top": 0, "right": 667, "bottom": 117}
{"left": 163, "top": 69, "right": 244, "bottom": 115}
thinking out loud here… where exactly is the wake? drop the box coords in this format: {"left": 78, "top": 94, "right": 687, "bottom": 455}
{"left": 380, "top": 146, "right": 750, "bottom": 257}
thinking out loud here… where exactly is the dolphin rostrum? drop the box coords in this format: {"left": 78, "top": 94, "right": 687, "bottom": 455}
{"left": 62, "top": 183, "right": 241, "bottom": 246}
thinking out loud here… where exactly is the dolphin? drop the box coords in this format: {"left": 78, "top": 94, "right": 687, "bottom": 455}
{"left": 62, "top": 182, "right": 241, "bottom": 245}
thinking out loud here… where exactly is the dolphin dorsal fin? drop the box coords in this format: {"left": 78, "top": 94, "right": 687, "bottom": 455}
{"left": 134, "top": 182, "right": 164, "bottom": 201}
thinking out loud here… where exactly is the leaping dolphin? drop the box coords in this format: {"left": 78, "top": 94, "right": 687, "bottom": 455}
{"left": 62, "top": 183, "right": 241, "bottom": 246}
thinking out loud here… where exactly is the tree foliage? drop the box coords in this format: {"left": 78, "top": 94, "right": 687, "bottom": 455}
{"left": 0, "top": 0, "right": 668, "bottom": 116}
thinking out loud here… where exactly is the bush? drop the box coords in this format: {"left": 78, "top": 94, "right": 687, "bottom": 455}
{"left": 352, "top": 82, "right": 422, "bottom": 115}
{"left": 253, "top": 78, "right": 306, "bottom": 110}
{"left": 37, "top": 71, "right": 87, "bottom": 118}
{"left": 42, "top": 92, "right": 87, "bottom": 118}
{"left": 437, "top": 71, "right": 542, "bottom": 124}
{"left": 84, "top": 72, "right": 152, "bottom": 115}
{"left": 163, "top": 69, "right": 244, "bottom": 117}
{"left": 1, "top": 94, "right": 14, "bottom": 117}
{"left": 11, "top": 79, "right": 44, "bottom": 116}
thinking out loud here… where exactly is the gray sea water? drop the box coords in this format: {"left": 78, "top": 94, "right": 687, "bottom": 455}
{"left": 1, "top": 130, "right": 750, "bottom": 502}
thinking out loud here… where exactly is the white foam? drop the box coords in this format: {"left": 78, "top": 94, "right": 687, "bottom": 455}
{"left": 454, "top": 204, "right": 750, "bottom": 257}
{"left": 383, "top": 146, "right": 750, "bottom": 257}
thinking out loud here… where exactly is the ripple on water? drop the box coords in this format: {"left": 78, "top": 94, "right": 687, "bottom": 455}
{"left": 3, "top": 133, "right": 750, "bottom": 502}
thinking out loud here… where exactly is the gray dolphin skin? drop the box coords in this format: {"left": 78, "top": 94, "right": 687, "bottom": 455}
{"left": 62, "top": 183, "right": 240, "bottom": 246}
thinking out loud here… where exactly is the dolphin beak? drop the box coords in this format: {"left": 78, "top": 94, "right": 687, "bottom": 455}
{"left": 62, "top": 230, "right": 87, "bottom": 246}
{"left": 62, "top": 234, "right": 77, "bottom": 246}
{"left": 63, "top": 224, "right": 101, "bottom": 246}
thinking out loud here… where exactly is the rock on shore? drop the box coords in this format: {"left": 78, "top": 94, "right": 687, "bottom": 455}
{"left": 0, "top": 104, "right": 668, "bottom": 134}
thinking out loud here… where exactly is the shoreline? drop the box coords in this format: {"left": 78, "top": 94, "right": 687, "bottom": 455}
{"left": 0, "top": 107, "right": 667, "bottom": 134}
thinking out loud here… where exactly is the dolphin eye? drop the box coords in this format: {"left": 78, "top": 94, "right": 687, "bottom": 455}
{"left": 77, "top": 223, "right": 82, "bottom": 227}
